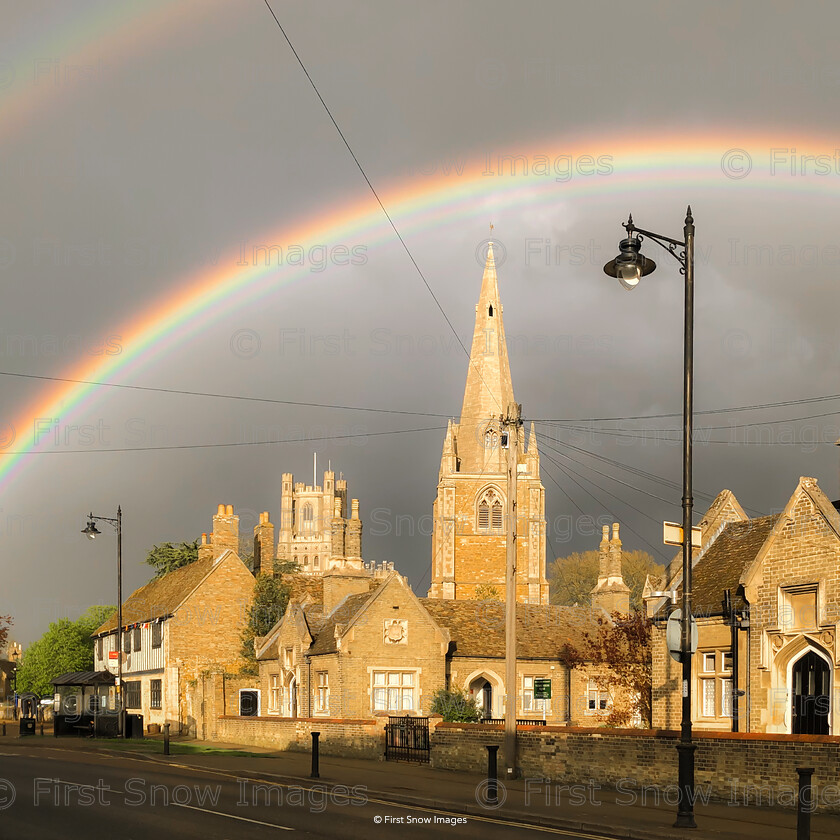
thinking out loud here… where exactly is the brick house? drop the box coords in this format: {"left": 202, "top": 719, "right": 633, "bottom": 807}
{"left": 92, "top": 504, "right": 254, "bottom": 734}
{"left": 255, "top": 568, "right": 617, "bottom": 725}
{"left": 649, "top": 477, "right": 840, "bottom": 735}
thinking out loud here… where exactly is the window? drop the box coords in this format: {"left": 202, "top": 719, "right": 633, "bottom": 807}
{"left": 698, "top": 648, "right": 733, "bottom": 718}
{"left": 477, "top": 488, "right": 504, "bottom": 533}
{"left": 97, "top": 638, "right": 103, "bottom": 661}
{"left": 782, "top": 586, "right": 818, "bottom": 631}
{"left": 150, "top": 679, "right": 162, "bottom": 710}
{"left": 522, "top": 676, "right": 549, "bottom": 716}
{"left": 586, "top": 679, "right": 610, "bottom": 714}
{"left": 152, "top": 622, "right": 162, "bottom": 649}
{"left": 483, "top": 429, "right": 498, "bottom": 451}
{"left": 269, "top": 675, "right": 280, "bottom": 713}
{"left": 124, "top": 681, "right": 141, "bottom": 710}
{"left": 313, "top": 556, "right": 319, "bottom": 570}
{"left": 123, "top": 630, "right": 131, "bottom": 654}
{"left": 283, "top": 648, "right": 293, "bottom": 669}
{"left": 300, "top": 502, "right": 314, "bottom": 534}
{"left": 133, "top": 626, "right": 141, "bottom": 652}
{"left": 702, "top": 678, "right": 716, "bottom": 717}
{"left": 316, "top": 672, "right": 329, "bottom": 714}
{"left": 372, "top": 671, "right": 415, "bottom": 712}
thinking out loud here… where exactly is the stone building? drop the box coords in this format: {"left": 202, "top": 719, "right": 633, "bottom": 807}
{"left": 93, "top": 503, "right": 254, "bottom": 734}
{"left": 255, "top": 569, "right": 616, "bottom": 725}
{"left": 429, "top": 242, "right": 549, "bottom": 604}
{"left": 197, "top": 471, "right": 364, "bottom": 578}
{"left": 649, "top": 477, "right": 840, "bottom": 735}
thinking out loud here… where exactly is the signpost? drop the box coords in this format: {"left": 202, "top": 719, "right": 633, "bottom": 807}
{"left": 534, "top": 678, "right": 551, "bottom": 700}
{"left": 663, "top": 522, "right": 702, "bottom": 549}
{"left": 666, "top": 609, "right": 698, "bottom": 663}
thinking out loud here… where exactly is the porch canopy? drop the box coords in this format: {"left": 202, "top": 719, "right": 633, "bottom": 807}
{"left": 52, "top": 671, "right": 115, "bottom": 688}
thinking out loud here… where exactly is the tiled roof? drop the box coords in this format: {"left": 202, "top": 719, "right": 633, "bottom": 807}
{"left": 688, "top": 514, "right": 779, "bottom": 616}
{"left": 420, "top": 599, "right": 603, "bottom": 659}
{"left": 93, "top": 556, "right": 219, "bottom": 635}
{"left": 308, "top": 592, "right": 376, "bottom": 655}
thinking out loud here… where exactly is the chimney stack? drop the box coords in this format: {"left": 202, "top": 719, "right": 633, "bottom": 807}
{"left": 590, "top": 521, "right": 631, "bottom": 615}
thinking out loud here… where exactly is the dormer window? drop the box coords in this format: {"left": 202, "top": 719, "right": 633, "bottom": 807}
{"left": 488, "top": 305, "right": 494, "bottom": 316}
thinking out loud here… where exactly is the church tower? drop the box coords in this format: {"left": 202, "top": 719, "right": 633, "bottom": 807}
{"left": 428, "top": 242, "right": 549, "bottom": 604}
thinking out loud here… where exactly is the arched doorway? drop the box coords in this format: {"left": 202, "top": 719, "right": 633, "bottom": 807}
{"left": 792, "top": 650, "right": 830, "bottom": 734}
{"left": 285, "top": 675, "right": 297, "bottom": 718}
{"left": 467, "top": 673, "right": 498, "bottom": 719}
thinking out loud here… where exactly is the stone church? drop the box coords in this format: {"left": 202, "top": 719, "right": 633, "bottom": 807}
{"left": 428, "top": 242, "right": 549, "bottom": 604}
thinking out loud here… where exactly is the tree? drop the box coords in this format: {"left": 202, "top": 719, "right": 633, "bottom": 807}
{"left": 0, "top": 615, "right": 11, "bottom": 657}
{"left": 239, "top": 562, "right": 298, "bottom": 675}
{"left": 145, "top": 540, "right": 199, "bottom": 578}
{"left": 559, "top": 610, "right": 652, "bottom": 727}
{"left": 549, "top": 549, "right": 663, "bottom": 610}
{"left": 429, "top": 687, "right": 481, "bottom": 722}
{"left": 16, "top": 606, "right": 115, "bottom": 696}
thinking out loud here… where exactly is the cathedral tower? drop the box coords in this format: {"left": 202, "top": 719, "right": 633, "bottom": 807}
{"left": 276, "top": 470, "right": 364, "bottom": 574}
{"left": 428, "top": 243, "right": 549, "bottom": 604}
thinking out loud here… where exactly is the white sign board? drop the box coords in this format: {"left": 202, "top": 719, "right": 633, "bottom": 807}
{"left": 663, "top": 521, "right": 702, "bottom": 549}
{"left": 666, "top": 609, "right": 698, "bottom": 663}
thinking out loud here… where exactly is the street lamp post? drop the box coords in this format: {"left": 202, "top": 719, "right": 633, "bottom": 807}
{"left": 82, "top": 507, "right": 123, "bottom": 737}
{"left": 11, "top": 648, "right": 19, "bottom": 720}
{"left": 603, "top": 207, "right": 697, "bottom": 829}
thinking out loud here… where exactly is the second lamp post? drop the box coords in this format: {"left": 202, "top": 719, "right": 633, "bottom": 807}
{"left": 603, "top": 206, "right": 697, "bottom": 829}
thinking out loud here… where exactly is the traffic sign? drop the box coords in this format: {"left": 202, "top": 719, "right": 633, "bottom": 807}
{"left": 663, "top": 522, "right": 702, "bottom": 548}
{"left": 666, "top": 609, "right": 698, "bottom": 663}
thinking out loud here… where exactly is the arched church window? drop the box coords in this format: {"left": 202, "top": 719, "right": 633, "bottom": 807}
{"left": 303, "top": 555, "right": 308, "bottom": 567}
{"left": 299, "top": 502, "right": 314, "bottom": 534}
{"left": 314, "top": 556, "right": 320, "bottom": 569}
{"left": 477, "top": 488, "right": 504, "bottom": 533}
{"left": 483, "top": 429, "right": 499, "bottom": 451}
{"left": 488, "top": 305, "right": 494, "bottom": 317}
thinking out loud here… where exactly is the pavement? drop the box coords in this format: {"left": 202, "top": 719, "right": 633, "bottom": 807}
{"left": 3, "top": 726, "right": 840, "bottom": 839}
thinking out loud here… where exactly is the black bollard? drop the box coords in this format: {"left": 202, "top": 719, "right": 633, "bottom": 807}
{"left": 310, "top": 731, "right": 320, "bottom": 779}
{"left": 797, "top": 767, "right": 814, "bottom": 840}
{"left": 39, "top": 724, "right": 44, "bottom": 736}
{"left": 1, "top": 722, "right": 5, "bottom": 736}
{"left": 486, "top": 745, "right": 499, "bottom": 806}
{"left": 163, "top": 723, "right": 170, "bottom": 756}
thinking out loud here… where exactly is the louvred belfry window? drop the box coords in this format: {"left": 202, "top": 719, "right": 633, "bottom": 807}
{"left": 478, "top": 488, "right": 504, "bottom": 533}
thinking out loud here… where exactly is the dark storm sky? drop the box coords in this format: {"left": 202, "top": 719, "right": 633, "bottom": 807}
{"left": 2, "top": 0, "right": 839, "bottom": 644}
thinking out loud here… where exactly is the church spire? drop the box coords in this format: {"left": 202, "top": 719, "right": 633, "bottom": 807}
{"left": 457, "top": 241, "right": 516, "bottom": 471}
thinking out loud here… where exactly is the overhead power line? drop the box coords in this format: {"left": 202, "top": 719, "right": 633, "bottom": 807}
{"left": 4, "top": 369, "right": 840, "bottom": 435}
{"left": 260, "top": 1, "right": 507, "bottom": 417}
{"left": 1, "top": 425, "right": 445, "bottom": 455}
